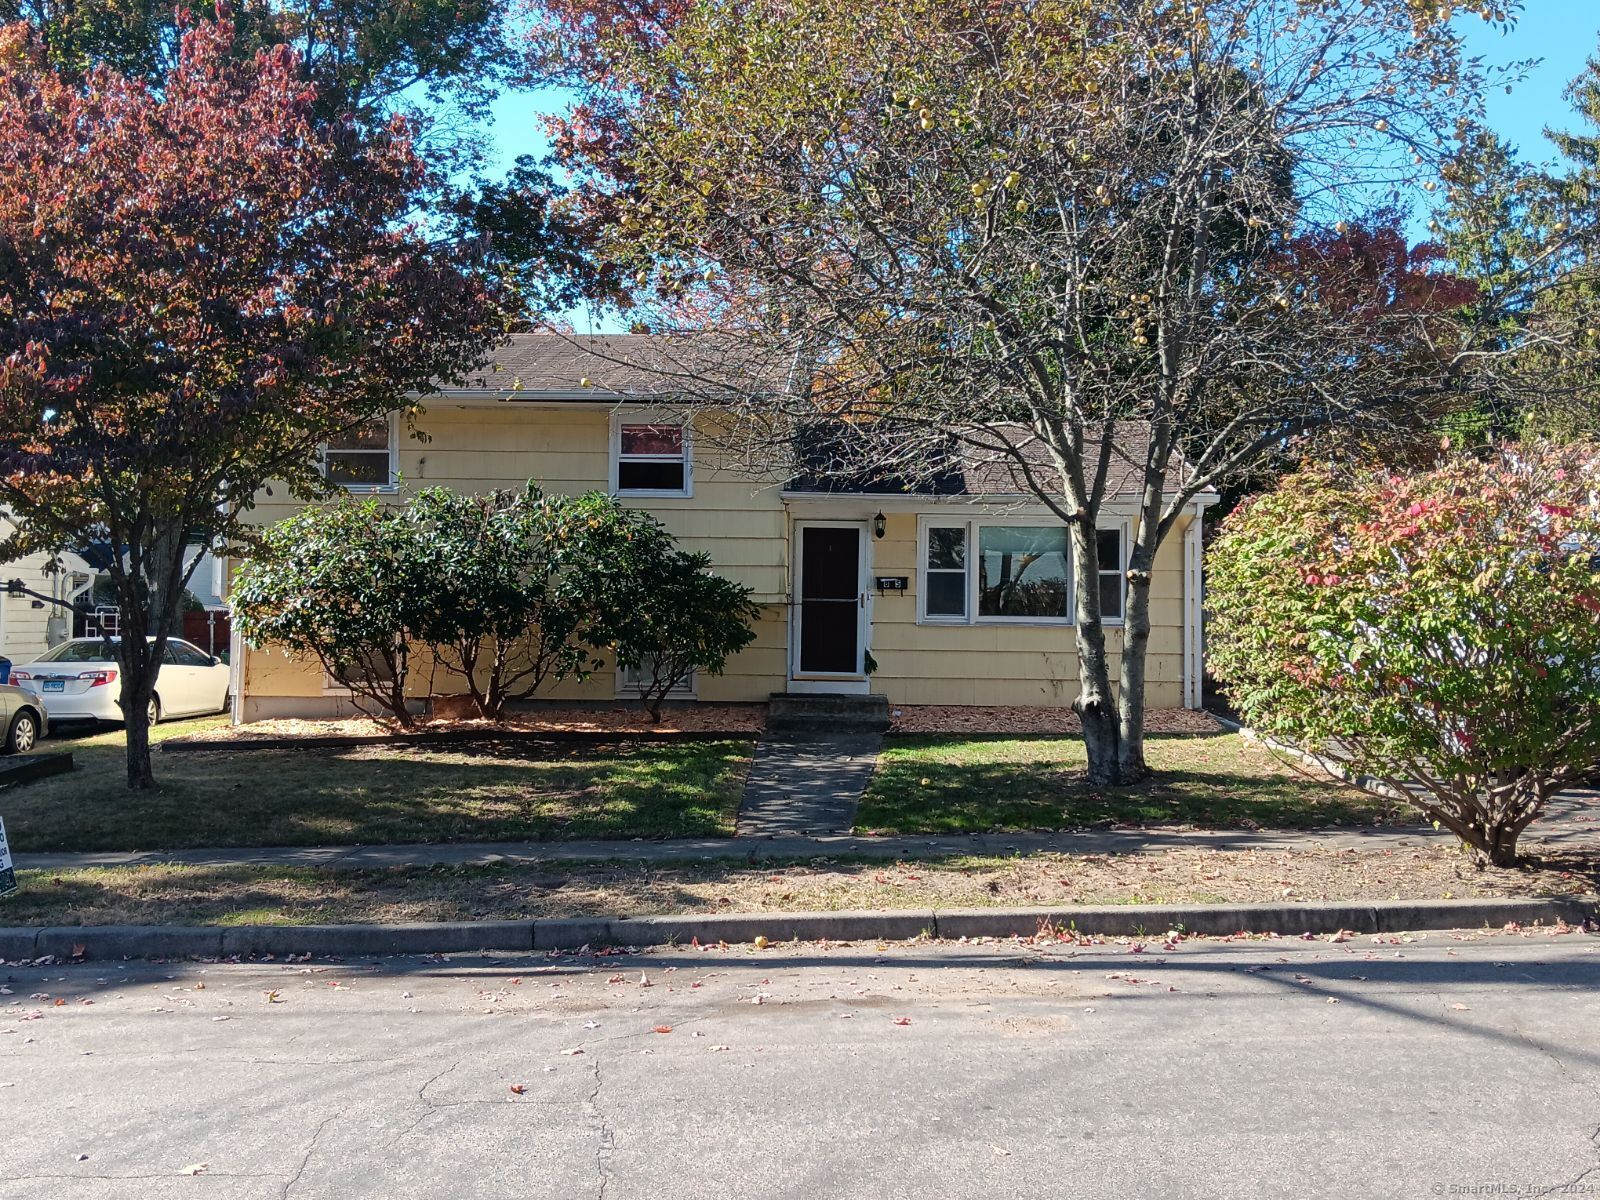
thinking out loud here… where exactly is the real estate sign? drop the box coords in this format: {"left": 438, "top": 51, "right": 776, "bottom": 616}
{"left": 0, "top": 814, "right": 14, "bottom": 899}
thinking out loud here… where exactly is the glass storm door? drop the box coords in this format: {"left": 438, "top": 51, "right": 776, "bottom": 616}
{"left": 797, "top": 525, "right": 864, "bottom": 675}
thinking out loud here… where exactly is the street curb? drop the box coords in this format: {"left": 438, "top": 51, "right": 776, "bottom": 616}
{"left": 160, "top": 729, "right": 760, "bottom": 754}
{"left": 0, "top": 897, "right": 1591, "bottom": 962}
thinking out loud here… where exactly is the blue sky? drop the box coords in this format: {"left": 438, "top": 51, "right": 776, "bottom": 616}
{"left": 1460, "top": 2, "right": 1600, "bottom": 165}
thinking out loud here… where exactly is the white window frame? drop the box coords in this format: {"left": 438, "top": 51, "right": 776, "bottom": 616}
{"left": 321, "top": 411, "right": 400, "bottom": 493}
{"left": 915, "top": 515, "right": 1076, "bottom": 627}
{"left": 1096, "top": 521, "right": 1129, "bottom": 628}
{"left": 917, "top": 518, "right": 972, "bottom": 624}
{"left": 609, "top": 411, "right": 694, "bottom": 499}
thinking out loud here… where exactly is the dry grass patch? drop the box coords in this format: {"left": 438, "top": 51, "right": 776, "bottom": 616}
{"left": 6, "top": 845, "right": 1593, "bottom": 928}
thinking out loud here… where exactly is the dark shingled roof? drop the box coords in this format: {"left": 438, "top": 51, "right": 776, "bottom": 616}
{"left": 440, "top": 335, "right": 1197, "bottom": 500}
{"left": 788, "top": 420, "right": 1183, "bottom": 500}
{"left": 443, "top": 332, "right": 733, "bottom": 398}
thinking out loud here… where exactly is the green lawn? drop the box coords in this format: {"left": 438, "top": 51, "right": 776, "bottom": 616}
{"left": 855, "top": 732, "right": 1412, "bottom": 834}
{"left": 5, "top": 841, "right": 1587, "bottom": 927}
{"left": 4, "top": 719, "right": 752, "bottom": 852}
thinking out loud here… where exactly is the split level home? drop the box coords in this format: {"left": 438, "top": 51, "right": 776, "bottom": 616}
{"left": 229, "top": 334, "right": 1216, "bottom": 723}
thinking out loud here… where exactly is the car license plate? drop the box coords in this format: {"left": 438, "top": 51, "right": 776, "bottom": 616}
{"left": 42, "top": 680, "right": 64, "bottom": 692}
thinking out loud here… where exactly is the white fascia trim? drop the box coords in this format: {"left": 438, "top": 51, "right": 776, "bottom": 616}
{"left": 428, "top": 389, "right": 685, "bottom": 407}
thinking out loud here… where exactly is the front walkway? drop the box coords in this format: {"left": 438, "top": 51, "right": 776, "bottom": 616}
{"left": 735, "top": 733, "right": 883, "bottom": 837}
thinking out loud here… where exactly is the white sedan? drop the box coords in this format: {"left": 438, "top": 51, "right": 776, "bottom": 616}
{"left": 11, "top": 637, "right": 230, "bottom": 725}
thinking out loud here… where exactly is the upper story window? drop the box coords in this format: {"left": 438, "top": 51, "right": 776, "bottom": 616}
{"left": 323, "top": 416, "right": 397, "bottom": 490}
{"left": 611, "top": 417, "right": 692, "bottom": 497}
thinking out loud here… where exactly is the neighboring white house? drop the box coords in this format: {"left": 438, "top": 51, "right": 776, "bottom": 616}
{"left": 0, "top": 513, "right": 96, "bottom": 664}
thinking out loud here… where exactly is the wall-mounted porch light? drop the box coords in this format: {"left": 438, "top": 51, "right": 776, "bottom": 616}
{"left": 872, "top": 511, "right": 887, "bottom": 540}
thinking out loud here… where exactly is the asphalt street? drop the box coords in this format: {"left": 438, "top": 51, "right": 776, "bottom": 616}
{"left": 1, "top": 930, "right": 1597, "bottom": 1199}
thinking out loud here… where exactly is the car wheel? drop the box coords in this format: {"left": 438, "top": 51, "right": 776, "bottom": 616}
{"left": 146, "top": 696, "right": 161, "bottom": 727}
{"left": 6, "top": 710, "right": 38, "bottom": 755}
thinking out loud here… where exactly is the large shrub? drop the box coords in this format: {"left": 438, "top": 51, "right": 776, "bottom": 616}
{"left": 233, "top": 485, "right": 762, "bottom": 725}
{"left": 590, "top": 545, "right": 763, "bottom": 722}
{"left": 1207, "top": 444, "right": 1600, "bottom": 866}
{"left": 405, "top": 485, "right": 600, "bottom": 719}
{"left": 232, "top": 498, "right": 434, "bottom": 727}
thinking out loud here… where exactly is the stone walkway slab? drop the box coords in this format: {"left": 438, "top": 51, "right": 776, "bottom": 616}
{"left": 735, "top": 734, "right": 883, "bottom": 837}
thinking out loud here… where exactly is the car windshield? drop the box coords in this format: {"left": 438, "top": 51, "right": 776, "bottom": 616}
{"left": 33, "top": 640, "right": 120, "bottom": 664}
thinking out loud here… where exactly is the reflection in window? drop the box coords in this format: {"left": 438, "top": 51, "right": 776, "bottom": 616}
{"left": 324, "top": 418, "right": 393, "bottom": 488}
{"left": 923, "top": 525, "right": 967, "bottom": 618}
{"left": 978, "top": 525, "right": 1069, "bottom": 619}
{"left": 616, "top": 423, "right": 689, "bottom": 494}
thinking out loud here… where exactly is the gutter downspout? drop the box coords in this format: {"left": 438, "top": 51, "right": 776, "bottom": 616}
{"left": 1181, "top": 498, "right": 1216, "bottom": 710}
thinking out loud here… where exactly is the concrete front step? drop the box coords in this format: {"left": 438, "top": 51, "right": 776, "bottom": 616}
{"left": 768, "top": 692, "right": 890, "bottom": 733}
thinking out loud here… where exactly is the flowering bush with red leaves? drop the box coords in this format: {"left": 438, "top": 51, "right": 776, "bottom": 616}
{"left": 0, "top": 16, "right": 504, "bottom": 786}
{"left": 1207, "top": 444, "right": 1600, "bottom": 865}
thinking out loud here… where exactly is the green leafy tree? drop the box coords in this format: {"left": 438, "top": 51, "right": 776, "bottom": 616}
{"left": 232, "top": 498, "right": 435, "bottom": 727}
{"left": 1438, "top": 47, "right": 1600, "bottom": 441}
{"left": 1206, "top": 444, "right": 1600, "bottom": 866}
{"left": 540, "top": 0, "right": 1515, "bottom": 783}
{"left": 4, "top": 0, "right": 611, "bottom": 316}
{"left": 0, "top": 17, "right": 504, "bottom": 783}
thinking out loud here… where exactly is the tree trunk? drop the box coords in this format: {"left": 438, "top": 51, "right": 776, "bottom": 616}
{"left": 120, "top": 662, "right": 157, "bottom": 789}
{"left": 1115, "top": 549, "right": 1158, "bottom": 784}
{"left": 116, "top": 520, "right": 190, "bottom": 789}
{"left": 1069, "top": 521, "right": 1120, "bottom": 785}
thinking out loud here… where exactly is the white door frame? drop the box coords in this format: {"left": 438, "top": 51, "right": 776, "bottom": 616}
{"left": 788, "top": 519, "right": 871, "bottom": 695}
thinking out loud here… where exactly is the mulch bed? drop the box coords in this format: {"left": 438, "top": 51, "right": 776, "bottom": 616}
{"left": 166, "top": 702, "right": 1223, "bottom": 749}
{"left": 174, "top": 703, "right": 771, "bottom": 745}
{"left": 887, "top": 705, "right": 1223, "bottom": 735}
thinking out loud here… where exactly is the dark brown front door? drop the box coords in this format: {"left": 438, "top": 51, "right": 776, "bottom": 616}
{"left": 797, "top": 525, "right": 862, "bottom": 674}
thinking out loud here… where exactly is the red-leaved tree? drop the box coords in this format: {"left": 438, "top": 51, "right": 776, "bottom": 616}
{"left": 0, "top": 14, "right": 506, "bottom": 786}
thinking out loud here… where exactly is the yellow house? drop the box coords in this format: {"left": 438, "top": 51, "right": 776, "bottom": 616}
{"left": 231, "top": 334, "right": 1215, "bottom": 722}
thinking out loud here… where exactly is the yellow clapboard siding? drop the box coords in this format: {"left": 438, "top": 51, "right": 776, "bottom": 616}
{"left": 236, "top": 403, "right": 1203, "bottom": 716}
